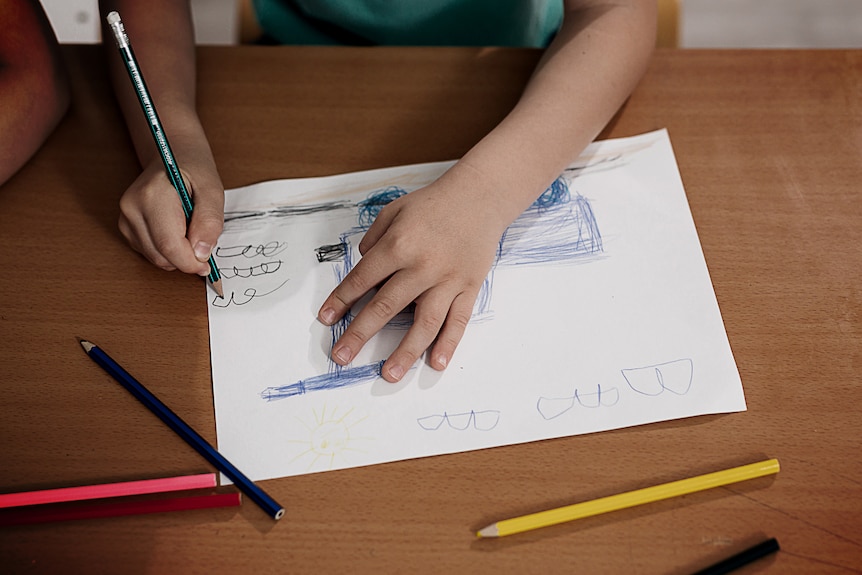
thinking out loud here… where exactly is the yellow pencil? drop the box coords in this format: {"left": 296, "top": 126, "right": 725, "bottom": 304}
{"left": 477, "top": 458, "right": 780, "bottom": 538}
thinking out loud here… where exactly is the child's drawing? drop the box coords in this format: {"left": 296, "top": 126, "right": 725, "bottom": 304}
{"left": 255, "top": 174, "right": 603, "bottom": 402}
{"left": 417, "top": 410, "right": 501, "bottom": 431}
{"left": 206, "top": 130, "right": 747, "bottom": 482}
{"left": 261, "top": 361, "right": 384, "bottom": 401}
{"left": 537, "top": 384, "right": 620, "bottom": 420}
{"left": 287, "top": 405, "right": 371, "bottom": 471}
{"left": 622, "top": 359, "right": 694, "bottom": 396}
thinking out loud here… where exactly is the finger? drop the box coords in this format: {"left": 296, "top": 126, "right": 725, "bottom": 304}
{"left": 317, "top": 248, "right": 399, "bottom": 326}
{"left": 329, "top": 272, "right": 421, "bottom": 367}
{"left": 185, "top": 178, "right": 224, "bottom": 263}
{"left": 118, "top": 213, "right": 177, "bottom": 271}
{"left": 357, "top": 200, "right": 397, "bottom": 256}
{"left": 379, "top": 287, "right": 458, "bottom": 382}
{"left": 427, "top": 291, "right": 476, "bottom": 371}
{"left": 141, "top": 200, "right": 210, "bottom": 276}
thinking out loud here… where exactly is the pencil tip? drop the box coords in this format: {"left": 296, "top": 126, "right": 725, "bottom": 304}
{"left": 477, "top": 525, "right": 498, "bottom": 538}
{"left": 212, "top": 278, "right": 225, "bottom": 299}
{"left": 80, "top": 340, "right": 94, "bottom": 353}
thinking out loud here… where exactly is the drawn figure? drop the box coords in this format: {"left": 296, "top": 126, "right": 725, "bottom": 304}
{"left": 288, "top": 405, "right": 370, "bottom": 471}
{"left": 258, "top": 176, "right": 603, "bottom": 402}
{"left": 417, "top": 410, "right": 501, "bottom": 431}
{"left": 621, "top": 358, "right": 693, "bottom": 396}
{"left": 220, "top": 169, "right": 607, "bottom": 401}
{"left": 208, "top": 241, "right": 291, "bottom": 306}
{"left": 537, "top": 385, "right": 620, "bottom": 420}
{"left": 320, "top": 178, "right": 602, "bottom": 321}
{"left": 261, "top": 361, "right": 384, "bottom": 401}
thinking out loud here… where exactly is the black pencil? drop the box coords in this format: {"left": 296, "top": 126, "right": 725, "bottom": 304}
{"left": 80, "top": 340, "right": 284, "bottom": 520}
{"left": 692, "top": 538, "right": 780, "bottom": 575}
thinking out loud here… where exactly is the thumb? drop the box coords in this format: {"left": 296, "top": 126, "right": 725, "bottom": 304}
{"left": 186, "top": 182, "right": 225, "bottom": 262}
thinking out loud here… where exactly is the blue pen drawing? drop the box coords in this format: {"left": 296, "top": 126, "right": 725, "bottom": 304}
{"left": 621, "top": 358, "right": 693, "bottom": 396}
{"left": 286, "top": 405, "right": 372, "bottom": 471}
{"left": 417, "top": 410, "right": 501, "bottom": 431}
{"left": 249, "top": 174, "right": 604, "bottom": 401}
{"left": 214, "top": 165, "right": 612, "bottom": 399}
{"left": 261, "top": 361, "right": 384, "bottom": 401}
{"left": 537, "top": 384, "right": 620, "bottom": 420}
{"left": 253, "top": 175, "right": 603, "bottom": 402}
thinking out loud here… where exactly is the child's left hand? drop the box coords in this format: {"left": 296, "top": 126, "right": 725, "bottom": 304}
{"left": 317, "top": 167, "right": 512, "bottom": 383}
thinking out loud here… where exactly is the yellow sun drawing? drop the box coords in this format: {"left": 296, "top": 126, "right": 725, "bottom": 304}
{"left": 289, "top": 405, "right": 371, "bottom": 471}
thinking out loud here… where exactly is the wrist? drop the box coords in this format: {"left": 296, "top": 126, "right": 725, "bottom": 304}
{"left": 442, "top": 158, "right": 541, "bottom": 235}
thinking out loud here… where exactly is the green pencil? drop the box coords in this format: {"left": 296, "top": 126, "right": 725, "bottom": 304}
{"left": 106, "top": 11, "right": 224, "bottom": 298}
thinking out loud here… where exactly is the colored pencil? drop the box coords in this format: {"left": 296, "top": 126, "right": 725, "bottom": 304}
{"left": 0, "top": 473, "right": 215, "bottom": 509}
{"left": 0, "top": 491, "right": 240, "bottom": 527}
{"left": 105, "top": 11, "right": 224, "bottom": 298}
{"left": 80, "top": 340, "right": 285, "bottom": 520}
{"left": 691, "top": 537, "right": 780, "bottom": 575}
{"left": 477, "top": 459, "right": 780, "bottom": 538}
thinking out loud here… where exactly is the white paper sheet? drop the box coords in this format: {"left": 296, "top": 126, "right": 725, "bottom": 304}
{"left": 207, "top": 129, "right": 746, "bottom": 481}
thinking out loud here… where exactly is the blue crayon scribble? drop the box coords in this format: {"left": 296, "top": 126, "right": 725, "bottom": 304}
{"left": 254, "top": 174, "right": 605, "bottom": 403}
{"left": 260, "top": 361, "right": 384, "bottom": 401}
{"left": 357, "top": 186, "right": 406, "bottom": 228}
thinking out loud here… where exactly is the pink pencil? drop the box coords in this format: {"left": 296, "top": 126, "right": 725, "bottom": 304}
{"left": 0, "top": 473, "right": 216, "bottom": 509}
{"left": 0, "top": 491, "right": 241, "bottom": 527}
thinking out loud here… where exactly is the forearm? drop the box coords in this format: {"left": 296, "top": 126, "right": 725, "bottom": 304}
{"left": 99, "top": 0, "right": 212, "bottom": 170}
{"left": 99, "top": 0, "right": 224, "bottom": 276}
{"left": 450, "top": 0, "right": 656, "bottom": 229}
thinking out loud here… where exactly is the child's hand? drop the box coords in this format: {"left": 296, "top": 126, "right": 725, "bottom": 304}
{"left": 117, "top": 157, "right": 224, "bottom": 276}
{"left": 317, "top": 172, "right": 512, "bottom": 383}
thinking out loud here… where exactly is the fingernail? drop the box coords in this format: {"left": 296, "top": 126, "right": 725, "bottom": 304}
{"left": 193, "top": 241, "right": 212, "bottom": 262}
{"left": 333, "top": 345, "right": 351, "bottom": 364}
{"left": 436, "top": 354, "right": 448, "bottom": 369}
{"left": 320, "top": 307, "right": 336, "bottom": 325}
{"left": 387, "top": 364, "right": 404, "bottom": 381}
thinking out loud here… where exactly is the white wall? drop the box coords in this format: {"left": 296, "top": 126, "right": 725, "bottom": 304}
{"left": 39, "top": 0, "right": 239, "bottom": 45}
{"left": 681, "top": 0, "right": 862, "bottom": 48}
{"left": 40, "top": 0, "right": 862, "bottom": 48}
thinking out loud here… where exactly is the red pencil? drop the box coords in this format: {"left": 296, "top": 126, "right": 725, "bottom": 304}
{"left": 0, "top": 473, "right": 217, "bottom": 509}
{"left": 0, "top": 491, "right": 241, "bottom": 527}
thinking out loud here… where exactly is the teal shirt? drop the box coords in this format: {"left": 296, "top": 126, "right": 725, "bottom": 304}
{"left": 251, "top": 0, "right": 563, "bottom": 47}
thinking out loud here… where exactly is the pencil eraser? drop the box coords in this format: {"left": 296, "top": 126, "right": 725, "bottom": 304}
{"left": 106, "top": 11, "right": 120, "bottom": 25}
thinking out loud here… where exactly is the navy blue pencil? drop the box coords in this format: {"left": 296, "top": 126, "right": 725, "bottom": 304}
{"left": 80, "top": 340, "right": 284, "bottom": 520}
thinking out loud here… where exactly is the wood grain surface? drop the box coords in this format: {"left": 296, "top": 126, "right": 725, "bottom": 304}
{"left": 0, "top": 46, "right": 859, "bottom": 574}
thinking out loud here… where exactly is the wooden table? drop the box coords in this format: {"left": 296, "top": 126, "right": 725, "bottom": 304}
{"left": 1, "top": 45, "right": 860, "bottom": 574}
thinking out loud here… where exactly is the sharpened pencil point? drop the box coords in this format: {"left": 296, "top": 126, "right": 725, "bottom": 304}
{"left": 212, "top": 278, "right": 224, "bottom": 299}
{"left": 477, "top": 525, "right": 498, "bottom": 538}
{"left": 80, "top": 340, "right": 95, "bottom": 353}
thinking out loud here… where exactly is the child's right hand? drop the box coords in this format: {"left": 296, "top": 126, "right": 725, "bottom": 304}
{"left": 117, "top": 155, "right": 224, "bottom": 276}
